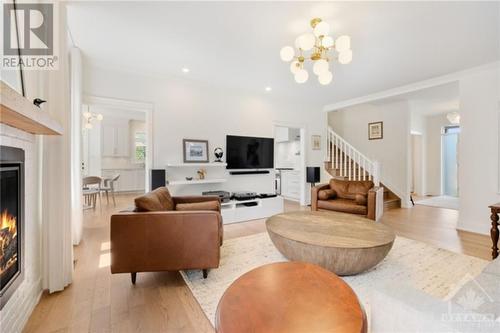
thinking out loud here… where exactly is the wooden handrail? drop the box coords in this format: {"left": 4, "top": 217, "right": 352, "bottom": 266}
{"left": 327, "top": 127, "right": 380, "bottom": 186}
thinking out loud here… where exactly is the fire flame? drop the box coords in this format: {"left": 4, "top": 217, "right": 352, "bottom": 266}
{"left": 0, "top": 210, "right": 16, "bottom": 238}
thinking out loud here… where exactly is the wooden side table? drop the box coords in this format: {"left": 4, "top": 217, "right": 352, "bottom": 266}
{"left": 215, "top": 262, "right": 367, "bottom": 333}
{"left": 490, "top": 203, "right": 500, "bottom": 259}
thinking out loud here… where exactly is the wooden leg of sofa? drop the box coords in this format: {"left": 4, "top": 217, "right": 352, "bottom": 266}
{"left": 202, "top": 269, "right": 208, "bottom": 279}
{"left": 131, "top": 272, "right": 137, "bottom": 284}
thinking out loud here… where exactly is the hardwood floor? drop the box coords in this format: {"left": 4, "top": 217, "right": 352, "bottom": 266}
{"left": 23, "top": 194, "right": 492, "bottom": 333}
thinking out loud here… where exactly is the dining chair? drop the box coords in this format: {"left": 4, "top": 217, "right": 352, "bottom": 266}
{"left": 82, "top": 176, "right": 102, "bottom": 210}
{"left": 101, "top": 174, "right": 120, "bottom": 206}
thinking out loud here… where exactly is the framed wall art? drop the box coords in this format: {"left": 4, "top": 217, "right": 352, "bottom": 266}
{"left": 183, "top": 139, "right": 209, "bottom": 163}
{"left": 368, "top": 122, "right": 383, "bottom": 140}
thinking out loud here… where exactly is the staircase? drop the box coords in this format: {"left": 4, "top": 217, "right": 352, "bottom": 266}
{"left": 326, "top": 127, "right": 401, "bottom": 211}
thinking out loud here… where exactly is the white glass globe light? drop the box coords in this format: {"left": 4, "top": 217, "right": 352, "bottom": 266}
{"left": 313, "top": 21, "right": 330, "bottom": 37}
{"left": 297, "top": 33, "right": 316, "bottom": 51}
{"left": 83, "top": 111, "right": 92, "bottom": 119}
{"left": 280, "top": 46, "right": 295, "bottom": 62}
{"left": 446, "top": 112, "right": 460, "bottom": 125}
{"left": 294, "top": 69, "right": 309, "bottom": 84}
{"left": 96, "top": 114, "right": 104, "bottom": 121}
{"left": 290, "top": 60, "right": 301, "bottom": 74}
{"left": 313, "top": 59, "right": 329, "bottom": 76}
{"left": 84, "top": 122, "right": 93, "bottom": 129}
{"left": 321, "top": 36, "right": 334, "bottom": 48}
{"left": 318, "top": 71, "right": 333, "bottom": 85}
{"left": 338, "top": 49, "right": 353, "bottom": 64}
{"left": 335, "top": 35, "right": 351, "bottom": 53}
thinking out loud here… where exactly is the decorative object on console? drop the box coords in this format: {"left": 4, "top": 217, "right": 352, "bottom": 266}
{"left": 214, "top": 147, "right": 224, "bottom": 162}
{"left": 311, "top": 135, "right": 321, "bottom": 150}
{"left": 185, "top": 177, "right": 193, "bottom": 181}
{"left": 280, "top": 18, "right": 352, "bottom": 85}
{"left": 183, "top": 139, "right": 209, "bottom": 163}
{"left": 306, "top": 166, "right": 320, "bottom": 187}
{"left": 33, "top": 98, "right": 46, "bottom": 108}
{"left": 368, "top": 121, "right": 383, "bottom": 140}
{"left": 82, "top": 105, "right": 103, "bottom": 130}
{"left": 232, "top": 192, "right": 258, "bottom": 201}
{"left": 197, "top": 169, "right": 206, "bottom": 180}
{"left": 203, "top": 190, "right": 231, "bottom": 203}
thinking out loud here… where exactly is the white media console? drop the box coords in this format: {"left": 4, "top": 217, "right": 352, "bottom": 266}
{"left": 221, "top": 196, "right": 284, "bottom": 224}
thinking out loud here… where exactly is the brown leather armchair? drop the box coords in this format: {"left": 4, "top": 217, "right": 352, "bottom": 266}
{"left": 110, "top": 187, "right": 223, "bottom": 284}
{"left": 311, "top": 179, "right": 384, "bottom": 220}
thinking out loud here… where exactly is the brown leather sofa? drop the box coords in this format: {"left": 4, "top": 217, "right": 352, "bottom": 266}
{"left": 311, "top": 178, "right": 384, "bottom": 220}
{"left": 110, "top": 187, "right": 223, "bottom": 284}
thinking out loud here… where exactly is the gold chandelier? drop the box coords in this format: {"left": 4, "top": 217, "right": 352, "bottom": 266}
{"left": 280, "top": 18, "right": 352, "bottom": 85}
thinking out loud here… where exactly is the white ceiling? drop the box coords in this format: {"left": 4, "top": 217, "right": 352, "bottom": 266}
{"left": 67, "top": 1, "right": 499, "bottom": 106}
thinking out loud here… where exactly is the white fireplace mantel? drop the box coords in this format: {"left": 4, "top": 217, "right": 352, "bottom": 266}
{"left": 0, "top": 80, "right": 63, "bottom": 136}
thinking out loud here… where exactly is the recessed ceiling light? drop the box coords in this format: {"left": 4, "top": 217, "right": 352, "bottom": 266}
{"left": 182, "top": 67, "right": 190, "bottom": 73}
{"left": 265, "top": 87, "right": 272, "bottom": 92}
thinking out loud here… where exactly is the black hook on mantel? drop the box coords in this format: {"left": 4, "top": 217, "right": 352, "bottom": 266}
{"left": 33, "top": 98, "right": 46, "bottom": 108}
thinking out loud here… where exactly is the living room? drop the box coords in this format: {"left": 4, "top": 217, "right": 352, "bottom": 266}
{"left": 0, "top": 1, "right": 499, "bottom": 333}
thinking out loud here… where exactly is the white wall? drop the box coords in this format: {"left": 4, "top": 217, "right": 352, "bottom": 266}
{"left": 328, "top": 101, "right": 412, "bottom": 206}
{"left": 458, "top": 66, "right": 500, "bottom": 235}
{"left": 83, "top": 66, "right": 326, "bottom": 199}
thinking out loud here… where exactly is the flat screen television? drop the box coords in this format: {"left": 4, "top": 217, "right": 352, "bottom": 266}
{"left": 226, "top": 135, "right": 274, "bottom": 169}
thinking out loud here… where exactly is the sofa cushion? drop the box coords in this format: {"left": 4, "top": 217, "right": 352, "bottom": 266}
{"left": 134, "top": 187, "right": 175, "bottom": 212}
{"left": 329, "top": 179, "right": 374, "bottom": 200}
{"left": 176, "top": 201, "right": 220, "bottom": 212}
{"left": 355, "top": 193, "right": 368, "bottom": 206}
{"left": 318, "top": 189, "right": 337, "bottom": 200}
{"left": 317, "top": 198, "right": 368, "bottom": 215}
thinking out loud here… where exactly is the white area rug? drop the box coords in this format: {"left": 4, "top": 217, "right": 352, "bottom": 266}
{"left": 181, "top": 232, "right": 487, "bottom": 326}
{"left": 416, "top": 195, "right": 459, "bottom": 210}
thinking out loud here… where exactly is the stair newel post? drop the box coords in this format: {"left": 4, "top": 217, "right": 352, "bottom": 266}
{"left": 373, "top": 161, "right": 380, "bottom": 187}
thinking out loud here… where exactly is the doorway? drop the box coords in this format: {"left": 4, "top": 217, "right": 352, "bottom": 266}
{"left": 442, "top": 125, "right": 460, "bottom": 197}
{"left": 273, "top": 123, "right": 307, "bottom": 206}
{"left": 82, "top": 96, "right": 153, "bottom": 194}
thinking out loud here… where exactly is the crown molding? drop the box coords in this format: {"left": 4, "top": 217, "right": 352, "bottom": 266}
{"left": 323, "top": 61, "right": 500, "bottom": 112}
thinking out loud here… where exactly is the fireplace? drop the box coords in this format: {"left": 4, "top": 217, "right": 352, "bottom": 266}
{"left": 0, "top": 146, "right": 24, "bottom": 310}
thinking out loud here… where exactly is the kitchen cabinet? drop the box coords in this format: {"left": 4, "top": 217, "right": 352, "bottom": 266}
{"left": 101, "top": 168, "right": 145, "bottom": 192}
{"left": 281, "top": 170, "right": 301, "bottom": 201}
{"left": 275, "top": 126, "right": 300, "bottom": 143}
{"left": 101, "top": 119, "right": 129, "bottom": 157}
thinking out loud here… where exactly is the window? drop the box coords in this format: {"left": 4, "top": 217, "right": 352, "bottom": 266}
{"left": 444, "top": 126, "right": 460, "bottom": 134}
{"left": 134, "top": 132, "right": 146, "bottom": 162}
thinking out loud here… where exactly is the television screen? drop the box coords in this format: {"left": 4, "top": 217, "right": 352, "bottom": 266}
{"left": 226, "top": 135, "right": 274, "bottom": 169}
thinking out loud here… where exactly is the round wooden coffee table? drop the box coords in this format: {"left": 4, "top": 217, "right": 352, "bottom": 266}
{"left": 215, "top": 262, "right": 366, "bottom": 333}
{"left": 266, "top": 211, "right": 395, "bottom": 275}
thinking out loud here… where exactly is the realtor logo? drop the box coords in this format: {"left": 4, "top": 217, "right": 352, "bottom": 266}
{"left": 2, "top": 2, "right": 58, "bottom": 70}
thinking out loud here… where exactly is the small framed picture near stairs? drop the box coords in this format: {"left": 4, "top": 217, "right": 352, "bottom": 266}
{"left": 368, "top": 122, "right": 383, "bottom": 140}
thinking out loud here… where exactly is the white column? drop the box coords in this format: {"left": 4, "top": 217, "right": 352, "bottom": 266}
{"left": 70, "top": 47, "right": 83, "bottom": 245}
{"left": 42, "top": 3, "right": 73, "bottom": 293}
